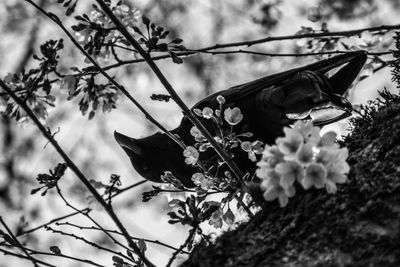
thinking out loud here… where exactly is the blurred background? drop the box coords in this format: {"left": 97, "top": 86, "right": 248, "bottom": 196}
{"left": 0, "top": 0, "right": 399, "bottom": 266}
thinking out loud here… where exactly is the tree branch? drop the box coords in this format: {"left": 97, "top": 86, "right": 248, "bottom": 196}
{"left": 166, "top": 226, "right": 197, "bottom": 267}
{"left": 24, "top": 0, "right": 184, "bottom": 151}
{"left": 0, "top": 248, "right": 56, "bottom": 267}
{"left": 0, "top": 217, "right": 39, "bottom": 267}
{"left": 17, "top": 208, "right": 91, "bottom": 237}
{"left": 94, "top": 0, "right": 244, "bottom": 185}
{"left": 57, "top": 221, "right": 189, "bottom": 254}
{"left": 197, "top": 24, "right": 400, "bottom": 50}
{"left": 0, "top": 79, "right": 155, "bottom": 267}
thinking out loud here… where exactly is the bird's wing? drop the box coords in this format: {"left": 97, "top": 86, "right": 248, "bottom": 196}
{"left": 193, "top": 51, "right": 367, "bottom": 111}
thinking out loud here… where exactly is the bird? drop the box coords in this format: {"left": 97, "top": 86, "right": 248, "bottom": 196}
{"left": 114, "top": 52, "right": 367, "bottom": 188}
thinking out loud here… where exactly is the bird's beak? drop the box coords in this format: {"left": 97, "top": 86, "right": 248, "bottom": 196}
{"left": 311, "top": 95, "right": 353, "bottom": 126}
{"left": 308, "top": 52, "right": 367, "bottom": 126}
{"left": 114, "top": 131, "right": 143, "bottom": 155}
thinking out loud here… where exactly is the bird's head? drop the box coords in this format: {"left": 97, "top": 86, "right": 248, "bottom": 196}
{"left": 114, "top": 131, "right": 196, "bottom": 187}
{"left": 114, "top": 131, "right": 164, "bottom": 183}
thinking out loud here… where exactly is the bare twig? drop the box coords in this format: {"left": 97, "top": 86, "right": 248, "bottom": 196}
{"left": 6, "top": 179, "right": 146, "bottom": 242}
{"left": 111, "top": 179, "right": 147, "bottom": 198}
{"left": 18, "top": 208, "right": 91, "bottom": 237}
{"left": 57, "top": 222, "right": 189, "bottom": 254}
{"left": 0, "top": 79, "right": 155, "bottom": 267}
{"left": 54, "top": 185, "right": 134, "bottom": 256}
{"left": 198, "top": 49, "right": 393, "bottom": 57}
{"left": 0, "top": 248, "right": 57, "bottom": 267}
{"left": 0, "top": 217, "right": 39, "bottom": 267}
{"left": 166, "top": 226, "right": 197, "bottom": 267}
{"left": 100, "top": 49, "right": 392, "bottom": 71}
{"left": 45, "top": 226, "right": 133, "bottom": 263}
{"left": 26, "top": 247, "right": 107, "bottom": 267}
{"left": 196, "top": 24, "right": 400, "bottom": 50}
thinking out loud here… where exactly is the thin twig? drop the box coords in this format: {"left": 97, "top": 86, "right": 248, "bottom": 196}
{"left": 111, "top": 179, "right": 147, "bottom": 198}
{"left": 100, "top": 49, "right": 392, "bottom": 70}
{"left": 0, "top": 217, "right": 39, "bottom": 267}
{"left": 26, "top": 247, "right": 107, "bottom": 267}
{"left": 0, "top": 78, "right": 154, "bottom": 267}
{"left": 18, "top": 208, "right": 91, "bottom": 237}
{"left": 6, "top": 179, "right": 146, "bottom": 241}
{"left": 55, "top": 185, "right": 135, "bottom": 256}
{"left": 57, "top": 222, "right": 189, "bottom": 254}
{"left": 45, "top": 226, "right": 133, "bottom": 263}
{"left": 202, "top": 49, "right": 393, "bottom": 57}
{"left": 197, "top": 24, "right": 400, "bottom": 50}
{"left": 166, "top": 226, "right": 197, "bottom": 267}
{"left": 0, "top": 248, "right": 57, "bottom": 267}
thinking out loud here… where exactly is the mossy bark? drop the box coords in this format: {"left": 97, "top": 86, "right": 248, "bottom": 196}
{"left": 181, "top": 91, "right": 400, "bottom": 267}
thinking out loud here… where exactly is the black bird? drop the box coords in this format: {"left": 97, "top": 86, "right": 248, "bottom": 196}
{"left": 115, "top": 52, "right": 367, "bottom": 187}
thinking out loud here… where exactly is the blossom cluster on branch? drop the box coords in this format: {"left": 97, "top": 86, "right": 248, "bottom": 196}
{"left": 257, "top": 121, "right": 349, "bottom": 207}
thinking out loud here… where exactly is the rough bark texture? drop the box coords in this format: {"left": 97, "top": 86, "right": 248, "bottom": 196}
{"left": 181, "top": 91, "right": 400, "bottom": 267}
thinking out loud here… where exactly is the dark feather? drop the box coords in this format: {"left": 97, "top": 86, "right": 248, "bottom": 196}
{"left": 115, "top": 52, "right": 367, "bottom": 186}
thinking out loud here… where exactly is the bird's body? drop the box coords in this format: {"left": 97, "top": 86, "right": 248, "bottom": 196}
{"left": 115, "top": 52, "right": 367, "bottom": 187}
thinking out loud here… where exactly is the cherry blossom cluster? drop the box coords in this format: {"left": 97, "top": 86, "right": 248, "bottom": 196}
{"left": 182, "top": 95, "right": 263, "bottom": 191}
{"left": 257, "top": 121, "right": 349, "bottom": 207}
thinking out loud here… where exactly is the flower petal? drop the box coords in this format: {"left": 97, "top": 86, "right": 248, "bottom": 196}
{"left": 240, "top": 141, "right": 252, "bottom": 152}
{"left": 275, "top": 161, "right": 305, "bottom": 184}
{"left": 320, "top": 131, "right": 337, "bottom": 147}
{"left": 202, "top": 107, "right": 214, "bottom": 119}
{"left": 325, "top": 180, "right": 337, "bottom": 194}
{"left": 278, "top": 193, "right": 289, "bottom": 207}
{"left": 224, "top": 107, "right": 243, "bottom": 125}
{"left": 183, "top": 146, "right": 199, "bottom": 165}
{"left": 296, "top": 143, "right": 314, "bottom": 165}
{"left": 276, "top": 128, "right": 303, "bottom": 155}
{"left": 304, "top": 163, "right": 327, "bottom": 189}
{"left": 280, "top": 174, "right": 295, "bottom": 188}
{"left": 285, "top": 185, "right": 296, "bottom": 197}
{"left": 263, "top": 186, "right": 279, "bottom": 201}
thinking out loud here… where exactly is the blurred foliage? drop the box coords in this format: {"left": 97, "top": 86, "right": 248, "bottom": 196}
{"left": 321, "top": 0, "right": 377, "bottom": 20}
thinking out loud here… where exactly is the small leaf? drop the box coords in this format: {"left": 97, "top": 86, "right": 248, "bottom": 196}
{"left": 193, "top": 108, "right": 202, "bottom": 117}
{"left": 142, "top": 16, "right": 150, "bottom": 26}
{"left": 88, "top": 111, "right": 95, "bottom": 120}
{"left": 65, "top": 1, "right": 77, "bottom": 16}
{"left": 171, "top": 38, "right": 183, "bottom": 44}
{"left": 30, "top": 187, "right": 42, "bottom": 195}
{"left": 112, "top": 256, "right": 124, "bottom": 263}
{"left": 222, "top": 208, "right": 235, "bottom": 225}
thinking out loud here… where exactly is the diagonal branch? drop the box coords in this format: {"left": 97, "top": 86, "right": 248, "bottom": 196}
{"left": 0, "top": 79, "right": 155, "bottom": 267}
{"left": 0, "top": 217, "right": 39, "bottom": 267}
{"left": 24, "top": 0, "right": 184, "bottom": 151}
{"left": 94, "top": 0, "right": 244, "bottom": 182}
{"left": 94, "top": 0, "right": 256, "bottom": 218}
